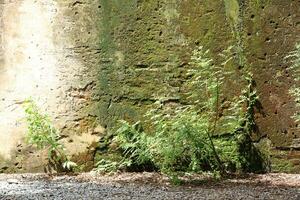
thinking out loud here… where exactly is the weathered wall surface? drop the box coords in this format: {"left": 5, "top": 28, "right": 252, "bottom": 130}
{"left": 0, "top": 0, "right": 299, "bottom": 172}
{"left": 90, "top": 0, "right": 300, "bottom": 172}
{"left": 0, "top": 0, "right": 102, "bottom": 172}
{"left": 242, "top": 0, "right": 300, "bottom": 172}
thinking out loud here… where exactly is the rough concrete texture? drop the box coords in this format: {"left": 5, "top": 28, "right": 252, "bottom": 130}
{"left": 242, "top": 0, "right": 300, "bottom": 172}
{"left": 0, "top": 0, "right": 102, "bottom": 172}
{"left": 91, "top": 0, "right": 300, "bottom": 172}
{"left": 0, "top": 0, "right": 300, "bottom": 172}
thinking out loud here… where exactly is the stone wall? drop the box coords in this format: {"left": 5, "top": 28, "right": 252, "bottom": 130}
{"left": 91, "top": 0, "right": 300, "bottom": 172}
{"left": 242, "top": 0, "right": 300, "bottom": 172}
{"left": 0, "top": 0, "right": 299, "bottom": 172}
{"left": 0, "top": 0, "right": 102, "bottom": 172}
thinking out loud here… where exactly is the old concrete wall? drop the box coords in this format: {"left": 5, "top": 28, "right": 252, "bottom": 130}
{"left": 0, "top": 0, "right": 102, "bottom": 172}
{"left": 90, "top": 0, "right": 300, "bottom": 172}
{"left": 0, "top": 0, "right": 299, "bottom": 172}
{"left": 242, "top": 0, "right": 300, "bottom": 172}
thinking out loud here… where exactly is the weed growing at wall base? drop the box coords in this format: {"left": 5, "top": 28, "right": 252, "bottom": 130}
{"left": 23, "top": 99, "right": 77, "bottom": 172}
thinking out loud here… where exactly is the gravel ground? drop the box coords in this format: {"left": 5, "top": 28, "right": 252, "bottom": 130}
{"left": 0, "top": 173, "right": 299, "bottom": 200}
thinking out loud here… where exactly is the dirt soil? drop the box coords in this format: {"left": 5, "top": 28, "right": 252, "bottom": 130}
{"left": 0, "top": 173, "right": 299, "bottom": 200}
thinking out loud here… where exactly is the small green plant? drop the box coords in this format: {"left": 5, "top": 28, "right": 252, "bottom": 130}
{"left": 113, "top": 121, "right": 153, "bottom": 168}
{"left": 95, "top": 159, "right": 132, "bottom": 173}
{"left": 111, "top": 112, "right": 221, "bottom": 177}
{"left": 24, "top": 99, "right": 77, "bottom": 172}
{"left": 106, "top": 108, "right": 242, "bottom": 180}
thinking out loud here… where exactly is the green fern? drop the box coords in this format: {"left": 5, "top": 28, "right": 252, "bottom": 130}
{"left": 24, "top": 100, "right": 62, "bottom": 155}
{"left": 96, "top": 45, "right": 267, "bottom": 178}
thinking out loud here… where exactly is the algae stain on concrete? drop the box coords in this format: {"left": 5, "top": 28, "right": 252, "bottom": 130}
{"left": 224, "top": 0, "right": 240, "bottom": 27}
{"left": 99, "top": 0, "right": 116, "bottom": 56}
{"left": 163, "top": 0, "right": 180, "bottom": 24}
{"left": 93, "top": 0, "right": 139, "bottom": 128}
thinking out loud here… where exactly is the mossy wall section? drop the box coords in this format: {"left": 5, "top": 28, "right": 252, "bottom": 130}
{"left": 91, "top": 0, "right": 233, "bottom": 127}
{"left": 91, "top": 0, "right": 300, "bottom": 172}
{"left": 243, "top": 0, "right": 300, "bottom": 172}
{"left": 0, "top": 0, "right": 299, "bottom": 172}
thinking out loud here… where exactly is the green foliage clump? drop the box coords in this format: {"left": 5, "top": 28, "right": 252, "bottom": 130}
{"left": 96, "top": 46, "right": 268, "bottom": 179}
{"left": 24, "top": 100, "right": 62, "bottom": 155}
{"left": 24, "top": 100, "right": 77, "bottom": 172}
{"left": 114, "top": 111, "right": 242, "bottom": 175}
{"left": 187, "top": 46, "right": 243, "bottom": 134}
{"left": 95, "top": 158, "right": 131, "bottom": 173}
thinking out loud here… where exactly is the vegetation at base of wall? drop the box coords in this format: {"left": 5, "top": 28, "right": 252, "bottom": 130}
{"left": 223, "top": 0, "right": 271, "bottom": 171}
{"left": 23, "top": 100, "right": 77, "bottom": 172}
{"left": 95, "top": 46, "right": 269, "bottom": 180}
{"left": 271, "top": 157, "right": 294, "bottom": 173}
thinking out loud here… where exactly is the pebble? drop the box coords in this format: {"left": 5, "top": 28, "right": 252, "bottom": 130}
{"left": 7, "top": 179, "right": 19, "bottom": 184}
